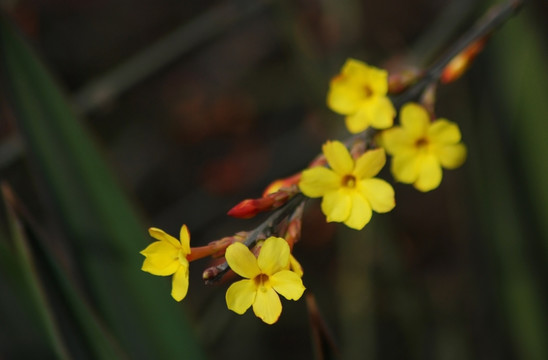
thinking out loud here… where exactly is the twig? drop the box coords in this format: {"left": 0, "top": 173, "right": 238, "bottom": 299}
{"left": 203, "top": 193, "right": 306, "bottom": 284}
{"left": 391, "top": 0, "right": 524, "bottom": 108}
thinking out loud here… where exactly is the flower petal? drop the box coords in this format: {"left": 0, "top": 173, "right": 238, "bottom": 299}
{"left": 225, "top": 242, "right": 261, "bottom": 279}
{"left": 299, "top": 167, "right": 340, "bottom": 198}
{"left": 341, "top": 58, "right": 372, "bottom": 82}
{"left": 252, "top": 286, "right": 282, "bottom": 324}
{"left": 171, "top": 263, "right": 189, "bottom": 301}
{"left": 289, "top": 254, "right": 304, "bottom": 277}
{"left": 140, "top": 241, "right": 180, "bottom": 275}
{"left": 179, "top": 225, "right": 191, "bottom": 255}
{"left": 359, "top": 178, "right": 395, "bottom": 213}
{"left": 321, "top": 189, "right": 352, "bottom": 223}
{"left": 327, "top": 79, "right": 363, "bottom": 115}
{"left": 353, "top": 148, "right": 386, "bottom": 179}
{"left": 322, "top": 140, "right": 354, "bottom": 175}
{"left": 366, "top": 97, "right": 395, "bottom": 129}
{"left": 414, "top": 154, "right": 443, "bottom": 192}
{"left": 400, "top": 102, "right": 429, "bottom": 139}
{"left": 436, "top": 143, "right": 467, "bottom": 169}
{"left": 258, "top": 237, "right": 290, "bottom": 275}
{"left": 428, "top": 119, "right": 461, "bottom": 145}
{"left": 226, "top": 279, "right": 256, "bottom": 315}
{"left": 380, "top": 127, "right": 414, "bottom": 155}
{"left": 363, "top": 64, "right": 389, "bottom": 95}
{"left": 343, "top": 191, "right": 372, "bottom": 230}
{"left": 345, "top": 110, "right": 371, "bottom": 134}
{"left": 390, "top": 152, "right": 421, "bottom": 184}
{"left": 148, "top": 227, "right": 180, "bottom": 248}
{"left": 270, "top": 270, "right": 306, "bottom": 300}
{"left": 141, "top": 256, "right": 179, "bottom": 276}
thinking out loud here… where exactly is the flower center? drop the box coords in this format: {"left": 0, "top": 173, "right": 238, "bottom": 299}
{"left": 342, "top": 174, "right": 357, "bottom": 188}
{"left": 415, "top": 137, "right": 429, "bottom": 149}
{"left": 254, "top": 273, "right": 270, "bottom": 292}
{"left": 363, "top": 85, "right": 373, "bottom": 98}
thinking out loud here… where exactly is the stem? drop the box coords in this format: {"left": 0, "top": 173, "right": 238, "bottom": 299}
{"left": 392, "top": 0, "right": 524, "bottom": 108}
{"left": 203, "top": 194, "right": 306, "bottom": 284}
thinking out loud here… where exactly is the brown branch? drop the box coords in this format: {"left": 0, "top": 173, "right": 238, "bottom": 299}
{"left": 391, "top": 0, "right": 525, "bottom": 108}
{"left": 203, "top": 193, "right": 306, "bottom": 284}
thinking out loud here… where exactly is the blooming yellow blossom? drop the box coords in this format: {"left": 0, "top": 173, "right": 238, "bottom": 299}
{"left": 327, "top": 58, "right": 396, "bottom": 134}
{"left": 380, "top": 102, "right": 467, "bottom": 192}
{"left": 288, "top": 254, "right": 304, "bottom": 278}
{"left": 298, "top": 140, "right": 395, "bottom": 230}
{"left": 140, "top": 225, "right": 191, "bottom": 301}
{"left": 225, "top": 237, "right": 306, "bottom": 324}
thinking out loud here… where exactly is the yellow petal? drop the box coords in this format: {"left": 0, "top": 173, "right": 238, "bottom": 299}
{"left": 390, "top": 152, "right": 421, "bottom": 184}
{"left": 179, "top": 225, "right": 191, "bottom": 255}
{"left": 344, "top": 110, "right": 371, "bottom": 134}
{"left": 400, "top": 102, "right": 429, "bottom": 139}
{"left": 414, "top": 154, "right": 442, "bottom": 192}
{"left": 226, "top": 279, "right": 257, "bottom": 315}
{"left": 341, "top": 58, "right": 371, "bottom": 82}
{"left": 257, "top": 237, "right": 290, "bottom": 275}
{"left": 148, "top": 227, "right": 180, "bottom": 248}
{"left": 343, "top": 191, "right": 372, "bottom": 230}
{"left": 363, "top": 64, "right": 389, "bottom": 95}
{"left": 270, "top": 270, "right": 306, "bottom": 300}
{"left": 171, "top": 264, "right": 189, "bottom": 301}
{"left": 381, "top": 127, "right": 414, "bottom": 155}
{"left": 141, "top": 256, "right": 179, "bottom": 276}
{"left": 321, "top": 189, "right": 352, "bottom": 223}
{"left": 366, "top": 97, "right": 395, "bottom": 129}
{"left": 252, "top": 286, "right": 282, "bottom": 324}
{"left": 428, "top": 119, "right": 462, "bottom": 145}
{"left": 289, "top": 254, "right": 304, "bottom": 277}
{"left": 140, "top": 241, "right": 180, "bottom": 275}
{"left": 327, "top": 79, "right": 363, "bottom": 115}
{"left": 353, "top": 148, "right": 386, "bottom": 179}
{"left": 322, "top": 140, "right": 354, "bottom": 175}
{"left": 341, "top": 59, "right": 388, "bottom": 94}
{"left": 225, "top": 242, "right": 261, "bottom": 279}
{"left": 436, "top": 143, "right": 467, "bottom": 169}
{"left": 359, "top": 178, "right": 395, "bottom": 213}
{"left": 299, "top": 167, "right": 340, "bottom": 198}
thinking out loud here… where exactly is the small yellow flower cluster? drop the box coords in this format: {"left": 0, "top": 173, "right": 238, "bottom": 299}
{"left": 141, "top": 227, "right": 305, "bottom": 324}
{"left": 139, "top": 58, "right": 468, "bottom": 326}
{"left": 297, "top": 58, "right": 467, "bottom": 229}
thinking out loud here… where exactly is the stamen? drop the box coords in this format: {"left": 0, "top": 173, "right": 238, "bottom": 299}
{"left": 254, "top": 274, "right": 269, "bottom": 287}
{"left": 342, "top": 174, "right": 357, "bottom": 188}
{"left": 415, "top": 138, "right": 429, "bottom": 148}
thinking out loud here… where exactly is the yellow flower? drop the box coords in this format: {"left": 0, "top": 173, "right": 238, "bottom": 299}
{"left": 140, "top": 225, "right": 191, "bottom": 301}
{"left": 380, "top": 102, "right": 467, "bottom": 192}
{"left": 298, "top": 140, "right": 395, "bottom": 230}
{"left": 225, "top": 237, "right": 306, "bottom": 324}
{"left": 288, "top": 254, "right": 304, "bottom": 278}
{"left": 327, "top": 58, "right": 396, "bottom": 134}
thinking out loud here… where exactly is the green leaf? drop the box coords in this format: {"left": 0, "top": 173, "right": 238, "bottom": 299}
{"left": 0, "top": 17, "right": 203, "bottom": 359}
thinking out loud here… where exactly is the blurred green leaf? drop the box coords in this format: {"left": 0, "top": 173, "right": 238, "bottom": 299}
{"left": 491, "top": 8, "right": 548, "bottom": 256}
{"left": 3, "top": 186, "right": 71, "bottom": 360}
{"left": 0, "top": 17, "right": 203, "bottom": 359}
{"left": 2, "top": 183, "right": 127, "bottom": 359}
{"left": 465, "top": 7, "right": 548, "bottom": 359}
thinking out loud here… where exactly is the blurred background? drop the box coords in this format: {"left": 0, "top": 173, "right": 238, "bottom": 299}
{"left": 1, "top": 0, "right": 548, "bottom": 359}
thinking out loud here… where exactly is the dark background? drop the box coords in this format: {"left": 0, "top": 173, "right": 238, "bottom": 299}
{"left": 1, "top": 0, "right": 548, "bottom": 359}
